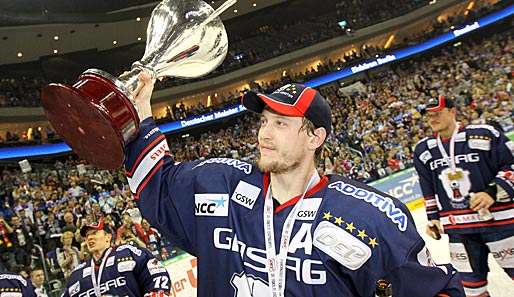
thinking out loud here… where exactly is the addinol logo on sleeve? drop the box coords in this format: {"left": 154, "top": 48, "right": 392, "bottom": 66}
{"left": 328, "top": 181, "right": 407, "bottom": 231}
{"left": 195, "top": 194, "right": 230, "bottom": 216}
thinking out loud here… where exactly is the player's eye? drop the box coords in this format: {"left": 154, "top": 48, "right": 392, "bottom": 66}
{"left": 276, "top": 120, "right": 287, "bottom": 127}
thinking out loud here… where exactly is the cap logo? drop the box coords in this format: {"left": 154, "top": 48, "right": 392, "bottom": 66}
{"left": 272, "top": 84, "right": 298, "bottom": 99}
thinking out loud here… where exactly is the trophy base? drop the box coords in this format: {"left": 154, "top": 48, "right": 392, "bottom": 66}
{"left": 41, "top": 72, "right": 140, "bottom": 170}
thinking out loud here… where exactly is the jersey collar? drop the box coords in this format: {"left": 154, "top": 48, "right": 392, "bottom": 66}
{"left": 262, "top": 172, "right": 329, "bottom": 213}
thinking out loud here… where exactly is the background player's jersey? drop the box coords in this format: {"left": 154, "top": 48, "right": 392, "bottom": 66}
{"left": 0, "top": 272, "right": 36, "bottom": 297}
{"left": 62, "top": 244, "right": 170, "bottom": 297}
{"left": 124, "top": 119, "right": 464, "bottom": 297}
{"left": 414, "top": 124, "right": 514, "bottom": 234}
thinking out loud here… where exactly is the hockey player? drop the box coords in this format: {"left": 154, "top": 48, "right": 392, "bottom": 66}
{"left": 414, "top": 96, "right": 514, "bottom": 296}
{"left": 0, "top": 269, "right": 36, "bottom": 296}
{"left": 62, "top": 218, "right": 171, "bottom": 297}
{"left": 125, "top": 72, "right": 464, "bottom": 296}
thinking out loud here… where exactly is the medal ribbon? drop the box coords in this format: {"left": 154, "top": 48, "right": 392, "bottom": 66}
{"left": 436, "top": 123, "right": 459, "bottom": 174}
{"left": 264, "top": 171, "right": 319, "bottom": 297}
{"left": 90, "top": 247, "right": 112, "bottom": 297}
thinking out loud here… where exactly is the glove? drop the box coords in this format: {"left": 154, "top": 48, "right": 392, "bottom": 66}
{"left": 426, "top": 220, "right": 443, "bottom": 240}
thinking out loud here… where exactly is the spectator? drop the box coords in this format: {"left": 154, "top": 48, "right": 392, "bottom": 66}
{"left": 0, "top": 214, "right": 16, "bottom": 271}
{"left": 61, "top": 212, "right": 76, "bottom": 234}
{"left": 9, "top": 215, "right": 34, "bottom": 271}
{"left": 141, "top": 219, "right": 162, "bottom": 258}
{"left": 30, "top": 268, "right": 49, "bottom": 297}
{"left": 56, "top": 231, "right": 80, "bottom": 279}
{"left": 115, "top": 213, "right": 146, "bottom": 248}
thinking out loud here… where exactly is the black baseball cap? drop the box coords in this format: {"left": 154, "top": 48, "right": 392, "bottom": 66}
{"left": 80, "top": 218, "right": 112, "bottom": 237}
{"left": 425, "top": 95, "right": 455, "bottom": 112}
{"left": 242, "top": 83, "right": 332, "bottom": 135}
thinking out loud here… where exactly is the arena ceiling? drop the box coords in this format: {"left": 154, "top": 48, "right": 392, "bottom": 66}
{"left": 0, "top": 0, "right": 286, "bottom": 64}
{"left": 0, "top": 0, "right": 285, "bottom": 25}
{"left": 0, "top": 0, "right": 158, "bottom": 14}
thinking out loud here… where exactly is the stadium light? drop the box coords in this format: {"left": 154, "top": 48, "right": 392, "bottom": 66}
{"left": 384, "top": 34, "right": 395, "bottom": 49}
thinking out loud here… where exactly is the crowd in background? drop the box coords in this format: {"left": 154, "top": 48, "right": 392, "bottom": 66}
{"left": 0, "top": 0, "right": 500, "bottom": 148}
{"left": 168, "top": 29, "right": 513, "bottom": 182}
{"left": 0, "top": 0, "right": 462, "bottom": 108}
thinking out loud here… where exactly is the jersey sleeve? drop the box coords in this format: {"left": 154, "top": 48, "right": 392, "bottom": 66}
{"left": 372, "top": 201, "right": 464, "bottom": 296}
{"left": 385, "top": 238, "right": 464, "bottom": 296}
{"left": 413, "top": 142, "right": 440, "bottom": 220}
{"left": 375, "top": 199, "right": 463, "bottom": 296}
{"left": 124, "top": 118, "right": 199, "bottom": 254}
{"left": 325, "top": 179, "right": 463, "bottom": 296}
{"left": 22, "top": 278, "right": 37, "bottom": 297}
{"left": 124, "top": 118, "right": 247, "bottom": 256}
{"left": 61, "top": 265, "right": 83, "bottom": 297}
{"left": 491, "top": 131, "right": 514, "bottom": 201}
{"left": 132, "top": 247, "right": 172, "bottom": 295}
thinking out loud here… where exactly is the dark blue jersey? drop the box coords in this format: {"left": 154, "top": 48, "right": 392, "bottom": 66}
{"left": 62, "top": 244, "right": 171, "bottom": 297}
{"left": 124, "top": 118, "right": 464, "bottom": 297}
{"left": 0, "top": 272, "right": 36, "bottom": 297}
{"left": 414, "top": 124, "right": 514, "bottom": 234}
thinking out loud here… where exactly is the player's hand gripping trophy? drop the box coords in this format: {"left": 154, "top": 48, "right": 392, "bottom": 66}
{"left": 41, "top": 0, "right": 236, "bottom": 169}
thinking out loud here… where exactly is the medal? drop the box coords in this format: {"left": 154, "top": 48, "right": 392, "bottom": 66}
{"left": 436, "top": 123, "right": 459, "bottom": 175}
{"left": 447, "top": 171, "right": 463, "bottom": 180}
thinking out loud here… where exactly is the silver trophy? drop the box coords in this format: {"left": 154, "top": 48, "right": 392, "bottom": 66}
{"left": 41, "top": 0, "right": 236, "bottom": 169}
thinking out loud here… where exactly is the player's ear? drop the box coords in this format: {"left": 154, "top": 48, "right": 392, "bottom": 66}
{"left": 309, "top": 127, "right": 326, "bottom": 150}
{"left": 106, "top": 232, "right": 113, "bottom": 243}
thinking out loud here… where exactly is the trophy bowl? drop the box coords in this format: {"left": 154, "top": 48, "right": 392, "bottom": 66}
{"left": 41, "top": 0, "right": 234, "bottom": 169}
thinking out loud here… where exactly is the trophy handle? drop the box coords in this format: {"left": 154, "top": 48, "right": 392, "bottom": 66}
{"left": 117, "top": 64, "right": 158, "bottom": 97}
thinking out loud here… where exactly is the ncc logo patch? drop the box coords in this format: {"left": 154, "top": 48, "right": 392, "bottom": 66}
{"left": 296, "top": 198, "right": 322, "bottom": 220}
{"left": 231, "top": 181, "right": 261, "bottom": 210}
{"left": 195, "top": 194, "right": 229, "bottom": 216}
{"left": 313, "top": 221, "right": 371, "bottom": 270}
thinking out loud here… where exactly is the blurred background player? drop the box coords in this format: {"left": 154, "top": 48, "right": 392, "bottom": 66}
{"left": 0, "top": 268, "right": 36, "bottom": 296}
{"left": 414, "top": 96, "right": 514, "bottom": 296}
{"left": 30, "top": 268, "right": 49, "bottom": 297}
{"left": 62, "top": 218, "right": 171, "bottom": 297}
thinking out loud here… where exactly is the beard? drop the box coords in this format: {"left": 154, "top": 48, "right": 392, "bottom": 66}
{"left": 257, "top": 151, "right": 302, "bottom": 174}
